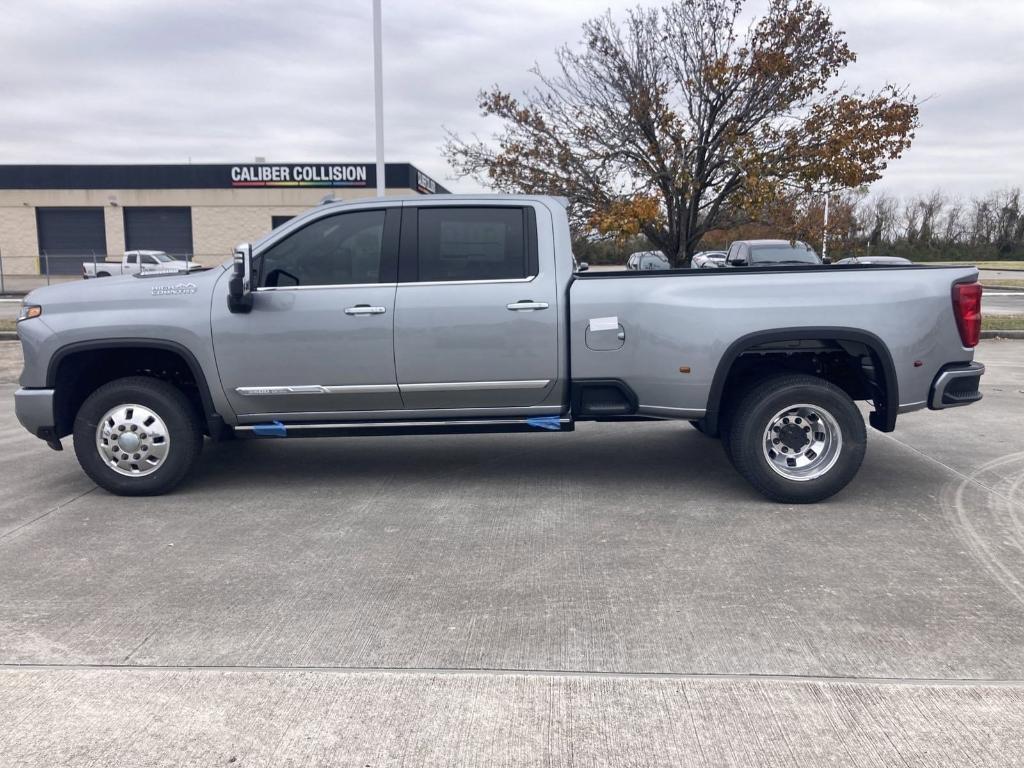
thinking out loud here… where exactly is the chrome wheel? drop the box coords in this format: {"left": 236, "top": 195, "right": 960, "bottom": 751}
{"left": 96, "top": 404, "right": 170, "bottom": 477}
{"left": 762, "top": 403, "right": 842, "bottom": 482}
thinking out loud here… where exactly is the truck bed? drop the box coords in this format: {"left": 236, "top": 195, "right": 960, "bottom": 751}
{"left": 568, "top": 264, "right": 978, "bottom": 422}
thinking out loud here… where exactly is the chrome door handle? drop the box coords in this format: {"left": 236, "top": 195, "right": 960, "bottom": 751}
{"left": 506, "top": 301, "right": 549, "bottom": 311}
{"left": 344, "top": 305, "right": 387, "bottom": 315}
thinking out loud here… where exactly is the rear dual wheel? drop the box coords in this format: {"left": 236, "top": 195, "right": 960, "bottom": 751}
{"left": 724, "top": 374, "right": 866, "bottom": 503}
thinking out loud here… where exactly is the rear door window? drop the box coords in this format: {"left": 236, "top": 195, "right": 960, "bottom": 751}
{"left": 415, "top": 207, "right": 530, "bottom": 282}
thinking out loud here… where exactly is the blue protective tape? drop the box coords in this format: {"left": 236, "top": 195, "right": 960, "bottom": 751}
{"left": 252, "top": 421, "right": 287, "bottom": 437}
{"left": 526, "top": 416, "right": 562, "bottom": 431}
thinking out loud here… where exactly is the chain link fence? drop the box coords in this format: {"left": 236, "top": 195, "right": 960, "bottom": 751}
{"left": 0, "top": 249, "right": 204, "bottom": 295}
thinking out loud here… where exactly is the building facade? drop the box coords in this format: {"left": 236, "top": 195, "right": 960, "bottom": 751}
{"left": 0, "top": 162, "right": 448, "bottom": 275}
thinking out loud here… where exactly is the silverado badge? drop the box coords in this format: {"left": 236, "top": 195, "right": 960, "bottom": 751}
{"left": 152, "top": 282, "right": 198, "bottom": 296}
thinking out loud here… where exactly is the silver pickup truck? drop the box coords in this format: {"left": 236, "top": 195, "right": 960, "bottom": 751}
{"left": 13, "top": 195, "right": 984, "bottom": 503}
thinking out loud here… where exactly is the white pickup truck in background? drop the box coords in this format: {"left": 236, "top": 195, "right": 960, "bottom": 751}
{"left": 82, "top": 250, "right": 195, "bottom": 279}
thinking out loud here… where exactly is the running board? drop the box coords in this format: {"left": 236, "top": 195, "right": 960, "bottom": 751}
{"left": 235, "top": 416, "right": 574, "bottom": 439}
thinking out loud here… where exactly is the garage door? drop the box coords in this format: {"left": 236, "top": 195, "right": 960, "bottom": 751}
{"left": 123, "top": 207, "right": 193, "bottom": 257}
{"left": 36, "top": 207, "right": 108, "bottom": 275}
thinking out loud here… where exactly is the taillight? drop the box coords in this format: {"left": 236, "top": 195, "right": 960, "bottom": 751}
{"left": 952, "top": 282, "right": 982, "bottom": 347}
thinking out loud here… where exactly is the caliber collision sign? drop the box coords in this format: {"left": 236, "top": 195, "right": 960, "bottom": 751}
{"left": 230, "top": 165, "right": 369, "bottom": 188}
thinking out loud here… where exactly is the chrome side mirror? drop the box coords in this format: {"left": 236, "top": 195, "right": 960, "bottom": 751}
{"left": 227, "top": 242, "right": 253, "bottom": 314}
{"left": 578, "top": 261, "right": 590, "bottom": 272}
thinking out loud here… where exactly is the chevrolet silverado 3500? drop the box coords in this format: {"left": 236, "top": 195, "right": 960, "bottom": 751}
{"left": 13, "top": 195, "right": 984, "bottom": 502}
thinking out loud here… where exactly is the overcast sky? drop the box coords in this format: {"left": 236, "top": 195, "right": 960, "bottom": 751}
{"left": 0, "top": 0, "right": 1020, "bottom": 199}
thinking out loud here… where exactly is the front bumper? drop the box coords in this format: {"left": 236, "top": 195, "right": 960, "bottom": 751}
{"left": 929, "top": 362, "right": 985, "bottom": 409}
{"left": 14, "top": 387, "right": 57, "bottom": 439}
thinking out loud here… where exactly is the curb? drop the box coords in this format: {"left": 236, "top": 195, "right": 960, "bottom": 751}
{"left": 981, "top": 330, "right": 1024, "bottom": 339}
{"left": 0, "top": 332, "right": 17, "bottom": 341}
{"left": 981, "top": 285, "right": 1024, "bottom": 292}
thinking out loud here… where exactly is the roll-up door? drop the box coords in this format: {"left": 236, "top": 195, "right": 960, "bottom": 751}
{"left": 36, "top": 207, "right": 107, "bottom": 274}
{"left": 123, "top": 207, "right": 193, "bottom": 257}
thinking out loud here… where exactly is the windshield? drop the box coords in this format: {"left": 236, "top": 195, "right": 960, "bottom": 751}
{"left": 749, "top": 245, "right": 819, "bottom": 264}
{"left": 151, "top": 252, "right": 174, "bottom": 263}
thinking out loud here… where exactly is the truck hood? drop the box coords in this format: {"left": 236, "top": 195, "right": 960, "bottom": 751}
{"left": 23, "top": 265, "right": 225, "bottom": 309}
{"left": 157, "top": 260, "right": 201, "bottom": 272}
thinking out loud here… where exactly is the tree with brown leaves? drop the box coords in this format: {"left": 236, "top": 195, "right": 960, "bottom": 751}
{"left": 444, "top": 0, "right": 919, "bottom": 265}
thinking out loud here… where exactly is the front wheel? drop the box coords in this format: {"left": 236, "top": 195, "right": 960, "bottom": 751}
{"left": 727, "top": 374, "right": 866, "bottom": 503}
{"left": 73, "top": 376, "right": 203, "bottom": 496}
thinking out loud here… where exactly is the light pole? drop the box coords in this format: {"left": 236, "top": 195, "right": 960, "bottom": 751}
{"left": 372, "top": 0, "right": 385, "bottom": 197}
{"left": 822, "top": 193, "right": 830, "bottom": 261}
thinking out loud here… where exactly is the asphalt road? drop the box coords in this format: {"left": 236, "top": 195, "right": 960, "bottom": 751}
{"left": 1, "top": 340, "right": 1023, "bottom": 765}
{"left": 983, "top": 290, "right": 1024, "bottom": 316}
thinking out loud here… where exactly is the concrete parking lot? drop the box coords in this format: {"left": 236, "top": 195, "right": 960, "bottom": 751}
{"left": 1, "top": 339, "right": 1023, "bottom": 766}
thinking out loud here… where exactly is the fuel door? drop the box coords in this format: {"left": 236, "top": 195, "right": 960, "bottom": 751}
{"left": 585, "top": 315, "right": 625, "bottom": 351}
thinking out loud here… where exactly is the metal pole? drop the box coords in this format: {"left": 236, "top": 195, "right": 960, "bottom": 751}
{"left": 0, "top": 246, "right": 5, "bottom": 294}
{"left": 44, "top": 251, "right": 50, "bottom": 285}
{"left": 822, "top": 194, "right": 830, "bottom": 261}
{"left": 372, "top": 0, "right": 385, "bottom": 197}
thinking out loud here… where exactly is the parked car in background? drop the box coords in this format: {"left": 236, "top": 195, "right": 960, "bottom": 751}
{"left": 691, "top": 250, "right": 727, "bottom": 269}
{"left": 82, "top": 250, "right": 196, "bottom": 279}
{"left": 833, "top": 256, "right": 912, "bottom": 266}
{"left": 626, "top": 250, "right": 671, "bottom": 270}
{"left": 723, "top": 239, "right": 822, "bottom": 268}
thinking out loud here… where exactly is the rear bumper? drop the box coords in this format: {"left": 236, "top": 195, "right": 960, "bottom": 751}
{"left": 929, "top": 362, "right": 984, "bottom": 410}
{"left": 14, "top": 387, "right": 57, "bottom": 438}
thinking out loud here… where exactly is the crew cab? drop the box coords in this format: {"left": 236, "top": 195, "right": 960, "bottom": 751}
{"left": 82, "top": 250, "right": 195, "bottom": 278}
{"left": 15, "top": 195, "right": 985, "bottom": 503}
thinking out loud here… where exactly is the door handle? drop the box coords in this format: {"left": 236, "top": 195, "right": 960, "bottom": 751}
{"left": 344, "top": 305, "right": 387, "bottom": 315}
{"left": 506, "top": 300, "right": 549, "bottom": 311}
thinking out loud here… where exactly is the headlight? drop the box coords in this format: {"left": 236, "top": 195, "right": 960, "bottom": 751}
{"left": 17, "top": 304, "right": 42, "bottom": 322}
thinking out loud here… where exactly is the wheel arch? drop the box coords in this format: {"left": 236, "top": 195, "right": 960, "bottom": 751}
{"left": 46, "top": 338, "right": 225, "bottom": 438}
{"left": 704, "top": 327, "right": 899, "bottom": 436}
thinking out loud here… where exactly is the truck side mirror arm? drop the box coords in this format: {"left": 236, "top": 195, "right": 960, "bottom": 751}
{"left": 227, "top": 242, "right": 254, "bottom": 314}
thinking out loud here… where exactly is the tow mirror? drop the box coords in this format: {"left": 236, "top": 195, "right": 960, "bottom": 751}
{"left": 227, "top": 242, "right": 253, "bottom": 314}
{"left": 822, "top": 256, "right": 832, "bottom": 265}
{"left": 731, "top": 258, "right": 747, "bottom": 267}
{"left": 578, "top": 261, "right": 590, "bottom": 272}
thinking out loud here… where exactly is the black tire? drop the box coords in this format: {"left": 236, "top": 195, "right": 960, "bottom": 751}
{"left": 73, "top": 376, "right": 202, "bottom": 496}
{"left": 719, "top": 411, "right": 736, "bottom": 466}
{"left": 96, "top": 271, "right": 110, "bottom": 278}
{"left": 727, "top": 374, "right": 866, "bottom": 503}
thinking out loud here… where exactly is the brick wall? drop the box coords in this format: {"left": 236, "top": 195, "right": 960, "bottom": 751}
{"left": 0, "top": 206, "right": 40, "bottom": 274}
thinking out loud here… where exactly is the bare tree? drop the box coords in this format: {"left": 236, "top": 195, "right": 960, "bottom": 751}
{"left": 861, "top": 193, "right": 899, "bottom": 247}
{"left": 445, "top": 0, "right": 919, "bottom": 265}
{"left": 902, "top": 198, "right": 921, "bottom": 244}
{"left": 916, "top": 191, "right": 945, "bottom": 245}
{"left": 942, "top": 198, "right": 966, "bottom": 244}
